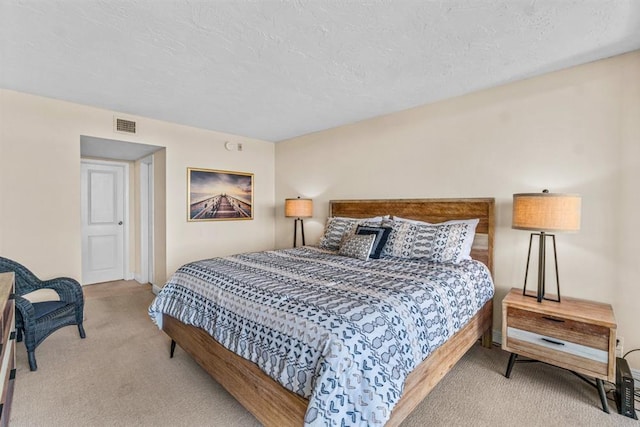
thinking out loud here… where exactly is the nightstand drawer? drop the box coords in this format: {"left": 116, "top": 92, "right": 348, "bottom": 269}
{"left": 506, "top": 330, "right": 609, "bottom": 378}
{"left": 507, "top": 307, "right": 609, "bottom": 351}
{"left": 507, "top": 327, "right": 608, "bottom": 362}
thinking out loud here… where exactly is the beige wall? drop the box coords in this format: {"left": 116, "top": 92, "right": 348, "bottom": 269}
{"left": 0, "top": 89, "right": 275, "bottom": 286}
{"left": 275, "top": 51, "right": 640, "bottom": 368}
{"left": 1, "top": 52, "right": 638, "bottom": 369}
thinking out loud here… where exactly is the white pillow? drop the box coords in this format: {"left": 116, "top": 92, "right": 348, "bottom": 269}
{"left": 22, "top": 288, "right": 61, "bottom": 303}
{"left": 366, "top": 215, "right": 390, "bottom": 222}
{"left": 446, "top": 219, "right": 479, "bottom": 261}
{"left": 434, "top": 219, "right": 480, "bottom": 261}
{"left": 391, "top": 216, "right": 429, "bottom": 225}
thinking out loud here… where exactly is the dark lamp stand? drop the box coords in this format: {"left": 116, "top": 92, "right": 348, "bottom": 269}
{"left": 523, "top": 231, "right": 560, "bottom": 302}
{"left": 292, "top": 218, "right": 306, "bottom": 248}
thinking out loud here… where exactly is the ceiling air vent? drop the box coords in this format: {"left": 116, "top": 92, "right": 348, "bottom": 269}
{"left": 114, "top": 117, "right": 136, "bottom": 134}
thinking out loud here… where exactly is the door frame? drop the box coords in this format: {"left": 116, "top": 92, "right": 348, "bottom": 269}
{"left": 137, "top": 155, "right": 154, "bottom": 284}
{"left": 80, "top": 158, "right": 131, "bottom": 284}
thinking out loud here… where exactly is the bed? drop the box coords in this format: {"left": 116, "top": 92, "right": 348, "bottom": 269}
{"left": 149, "top": 198, "right": 495, "bottom": 426}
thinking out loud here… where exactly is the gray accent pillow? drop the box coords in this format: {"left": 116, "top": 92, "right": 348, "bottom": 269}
{"left": 338, "top": 234, "right": 376, "bottom": 261}
{"left": 318, "top": 217, "right": 382, "bottom": 251}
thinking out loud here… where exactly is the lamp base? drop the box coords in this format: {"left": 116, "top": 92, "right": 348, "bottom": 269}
{"left": 292, "top": 218, "right": 306, "bottom": 248}
{"left": 522, "top": 292, "right": 560, "bottom": 303}
{"left": 522, "top": 232, "right": 561, "bottom": 303}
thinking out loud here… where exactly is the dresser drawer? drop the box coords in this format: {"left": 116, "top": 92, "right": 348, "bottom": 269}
{"left": 506, "top": 307, "right": 610, "bottom": 351}
{"left": 0, "top": 273, "right": 15, "bottom": 426}
{"left": 0, "top": 343, "right": 15, "bottom": 413}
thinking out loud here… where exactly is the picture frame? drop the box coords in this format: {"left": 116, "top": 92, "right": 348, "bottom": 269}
{"left": 187, "top": 168, "right": 254, "bottom": 221}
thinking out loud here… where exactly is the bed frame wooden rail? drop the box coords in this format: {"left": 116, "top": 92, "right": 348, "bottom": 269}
{"left": 162, "top": 197, "right": 495, "bottom": 426}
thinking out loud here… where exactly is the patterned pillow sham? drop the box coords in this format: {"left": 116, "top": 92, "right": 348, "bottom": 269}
{"left": 318, "top": 216, "right": 384, "bottom": 251}
{"left": 392, "top": 218, "right": 480, "bottom": 261}
{"left": 355, "top": 225, "right": 392, "bottom": 259}
{"left": 338, "top": 234, "right": 376, "bottom": 261}
{"left": 390, "top": 216, "right": 429, "bottom": 225}
{"left": 381, "top": 219, "right": 479, "bottom": 264}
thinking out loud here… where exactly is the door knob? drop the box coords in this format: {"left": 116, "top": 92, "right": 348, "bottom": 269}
{"left": 118, "top": 221, "right": 123, "bottom": 225}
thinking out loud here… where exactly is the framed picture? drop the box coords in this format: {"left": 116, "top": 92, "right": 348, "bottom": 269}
{"left": 187, "top": 168, "right": 254, "bottom": 221}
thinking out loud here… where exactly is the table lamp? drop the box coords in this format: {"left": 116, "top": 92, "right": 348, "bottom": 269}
{"left": 285, "top": 197, "right": 313, "bottom": 247}
{"left": 512, "top": 190, "right": 581, "bottom": 302}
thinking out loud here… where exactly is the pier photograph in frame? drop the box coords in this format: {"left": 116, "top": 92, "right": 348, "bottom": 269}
{"left": 188, "top": 168, "right": 254, "bottom": 221}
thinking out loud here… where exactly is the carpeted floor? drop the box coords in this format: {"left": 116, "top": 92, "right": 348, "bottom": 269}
{"left": 10, "top": 283, "right": 638, "bottom": 426}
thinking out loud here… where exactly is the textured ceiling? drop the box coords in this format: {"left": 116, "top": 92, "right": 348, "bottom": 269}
{"left": 1, "top": 1, "right": 640, "bottom": 142}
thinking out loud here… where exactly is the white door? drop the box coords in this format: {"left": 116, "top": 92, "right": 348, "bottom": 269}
{"left": 81, "top": 161, "right": 126, "bottom": 284}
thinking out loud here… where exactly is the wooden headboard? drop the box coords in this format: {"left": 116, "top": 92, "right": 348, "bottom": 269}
{"left": 329, "top": 198, "right": 495, "bottom": 274}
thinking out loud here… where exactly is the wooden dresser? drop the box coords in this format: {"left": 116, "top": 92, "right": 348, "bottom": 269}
{"left": 0, "top": 272, "right": 16, "bottom": 426}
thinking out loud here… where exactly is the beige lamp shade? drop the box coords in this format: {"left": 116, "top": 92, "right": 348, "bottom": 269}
{"left": 285, "top": 198, "right": 313, "bottom": 218}
{"left": 512, "top": 192, "right": 581, "bottom": 232}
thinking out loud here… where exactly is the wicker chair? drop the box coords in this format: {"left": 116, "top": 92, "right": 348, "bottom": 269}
{"left": 0, "top": 257, "right": 86, "bottom": 371}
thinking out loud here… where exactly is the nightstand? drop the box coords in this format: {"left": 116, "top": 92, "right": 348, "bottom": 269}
{"left": 502, "top": 288, "right": 616, "bottom": 413}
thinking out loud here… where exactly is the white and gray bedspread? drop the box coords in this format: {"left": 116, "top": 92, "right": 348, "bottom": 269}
{"left": 148, "top": 246, "right": 494, "bottom": 426}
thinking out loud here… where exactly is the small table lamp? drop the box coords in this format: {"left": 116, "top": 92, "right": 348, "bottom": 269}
{"left": 285, "top": 197, "right": 313, "bottom": 247}
{"left": 512, "top": 190, "right": 581, "bottom": 302}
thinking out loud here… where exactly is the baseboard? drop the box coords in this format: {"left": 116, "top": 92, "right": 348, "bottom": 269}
{"left": 492, "top": 329, "right": 502, "bottom": 346}
{"left": 151, "top": 284, "right": 162, "bottom": 295}
{"left": 125, "top": 271, "right": 135, "bottom": 280}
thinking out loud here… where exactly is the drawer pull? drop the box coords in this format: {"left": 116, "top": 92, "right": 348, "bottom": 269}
{"left": 541, "top": 337, "right": 565, "bottom": 346}
{"left": 541, "top": 316, "right": 565, "bottom": 323}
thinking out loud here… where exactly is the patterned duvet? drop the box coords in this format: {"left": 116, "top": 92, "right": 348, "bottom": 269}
{"left": 148, "top": 246, "right": 494, "bottom": 426}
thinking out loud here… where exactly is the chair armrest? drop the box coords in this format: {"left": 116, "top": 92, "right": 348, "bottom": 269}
{"left": 42, "top": 277, "right": 84, "bottom": 303}
{"left": 15, "top": 295, "right": 36, "bottom": 319}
